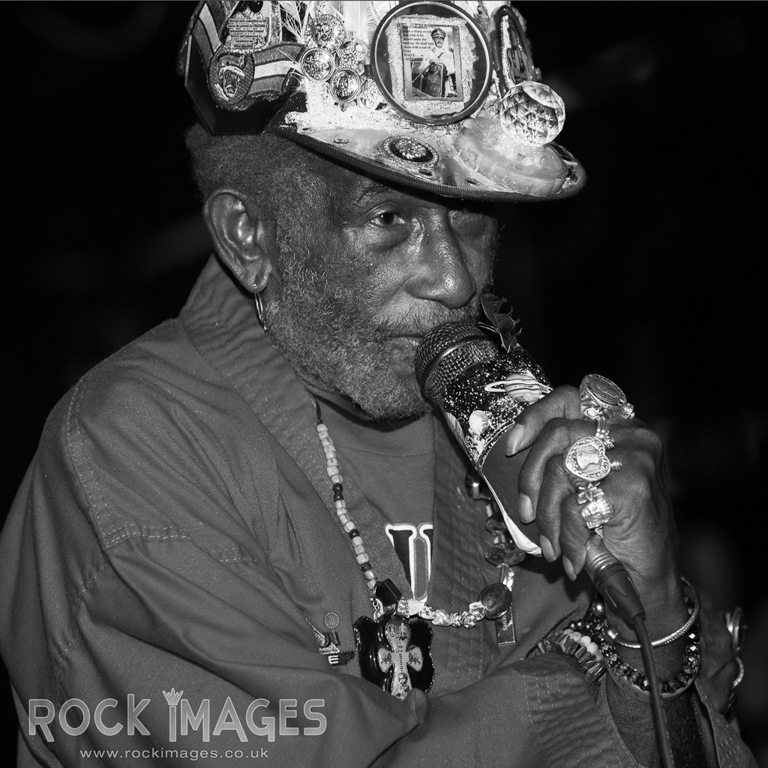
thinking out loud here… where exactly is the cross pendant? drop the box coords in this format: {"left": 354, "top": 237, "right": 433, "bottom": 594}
{"left": 354, "top": 610, "right": 434, "bottom": 699}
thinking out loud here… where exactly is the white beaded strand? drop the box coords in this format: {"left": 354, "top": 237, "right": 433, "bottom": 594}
{"left": 315, "top": 418, "right": 377, "bottom": 590}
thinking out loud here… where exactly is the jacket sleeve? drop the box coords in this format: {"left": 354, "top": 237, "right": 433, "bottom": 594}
{"left": 0, "top": 374, "right": 758, "bottom": 768}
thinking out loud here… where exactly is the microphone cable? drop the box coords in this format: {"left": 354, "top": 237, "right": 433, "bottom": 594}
{"left": 634, "top": 614, "right": 676, "bottom": 768}
{"left": 585, "top": 536, "right": 675, "bottom": 768}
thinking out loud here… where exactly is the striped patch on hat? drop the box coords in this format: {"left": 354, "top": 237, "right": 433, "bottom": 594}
{"left": 193, "top": 1, "right": 235, "bottom": 64}
{"left": 246, "top": 44, "right": 302, "bottom": 99}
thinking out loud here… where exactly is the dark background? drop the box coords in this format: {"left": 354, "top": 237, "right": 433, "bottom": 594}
{"left": 3, "top": 2, "right": 766, "bottom": 764}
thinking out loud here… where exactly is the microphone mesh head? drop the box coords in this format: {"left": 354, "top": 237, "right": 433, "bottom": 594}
{"left": 415, "top": 321, "right": 499, "bottom": 403}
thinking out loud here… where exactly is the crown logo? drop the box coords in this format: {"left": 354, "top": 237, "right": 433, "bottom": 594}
{"left": 162, "top": 688, "right": 183, "bottom": 706}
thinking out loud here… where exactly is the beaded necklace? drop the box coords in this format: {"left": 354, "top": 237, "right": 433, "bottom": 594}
{"left": 313, "top": 400, "right": 519, "bottom": 699}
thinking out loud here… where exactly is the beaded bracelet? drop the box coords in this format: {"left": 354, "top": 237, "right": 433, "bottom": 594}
{"left": 612, "top": 576, "right": 701, "bottom": 649}
{"left": 601, "top": 624, "right": 701, "bottom": 703}
{"left": 547, "top": 597, "right": 702, "bottom": 703}
{"left": 538, "top": 627, "right": 606, "bottom": 683}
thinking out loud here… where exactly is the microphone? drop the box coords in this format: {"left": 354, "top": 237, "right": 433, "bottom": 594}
{"left": 415, "top": 320, "right": 548, "bottom": 553}
{"left": 415, "top": 321, "right": 644, "bottom": 624}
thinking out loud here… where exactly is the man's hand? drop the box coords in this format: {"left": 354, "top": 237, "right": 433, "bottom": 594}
{"left": 504, "top": 385, "right": 722, "bottom": 767}
{"left": 505, "top": 384, "right": 686, "bottom": 633}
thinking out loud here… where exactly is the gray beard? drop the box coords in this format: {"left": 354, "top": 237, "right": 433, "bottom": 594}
{"left": 261, "top": 236, "right": 484, "bottom": 421}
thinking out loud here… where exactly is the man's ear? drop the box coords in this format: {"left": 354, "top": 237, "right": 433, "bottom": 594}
{"left": 204, "top": 190, "right": 274, "bottom": 293}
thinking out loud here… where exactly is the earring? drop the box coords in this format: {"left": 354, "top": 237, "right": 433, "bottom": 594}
{"left": 254, "top": 288, "right": 268, "bottom": 333}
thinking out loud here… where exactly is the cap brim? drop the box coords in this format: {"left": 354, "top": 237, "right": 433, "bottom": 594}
{"left": 269, "top": 97, "right": 586, "bottom": 203}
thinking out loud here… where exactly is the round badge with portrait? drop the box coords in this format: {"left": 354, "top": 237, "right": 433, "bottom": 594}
{"left": 370, "top": 1, "right": 491, "bottom": 125}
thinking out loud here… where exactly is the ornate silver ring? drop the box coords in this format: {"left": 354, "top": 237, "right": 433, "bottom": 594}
{"left": 564, "top": 436, "right": 612, "bottom": 484}
{"left": 576, "top": 483, "right": 615, "bottom": 530}
{"left": 579, "top": 374, "right": 635, "bottom": 422}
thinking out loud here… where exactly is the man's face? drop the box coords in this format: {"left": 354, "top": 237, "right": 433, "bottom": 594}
{"left": 261, "top": 158, "right": 498, "bottom": 420}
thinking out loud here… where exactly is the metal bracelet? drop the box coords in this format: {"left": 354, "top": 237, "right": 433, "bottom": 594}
{"left": 613, "top": 576, "right": 700, "bottom": 649}
{"left": 722, "top": 606, "right": 747, "bottom": 719}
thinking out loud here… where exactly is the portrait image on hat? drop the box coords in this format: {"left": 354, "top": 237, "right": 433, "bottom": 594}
{"left": 410, "top": 25, "right": 457, "bottom": 100}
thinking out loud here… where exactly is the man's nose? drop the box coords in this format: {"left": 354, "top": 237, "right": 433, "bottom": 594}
{"left": 408, "top": 213, "right": 478, "bottom": 309}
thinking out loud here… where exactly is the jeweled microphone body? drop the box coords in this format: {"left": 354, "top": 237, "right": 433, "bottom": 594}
{"left": 414, "top": 320, "right": 549, "bottom": 553}
{"left": 415, "top": 321, "right": 644, "bottom": 623}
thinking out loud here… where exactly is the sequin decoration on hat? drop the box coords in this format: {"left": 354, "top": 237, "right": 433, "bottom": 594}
{"left": 179, "top": 1, "right": 586, "bottom": 202}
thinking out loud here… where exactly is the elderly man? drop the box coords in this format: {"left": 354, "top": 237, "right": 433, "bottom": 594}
{"left": 0, "top": 2, "right": 756, "bottom": 767}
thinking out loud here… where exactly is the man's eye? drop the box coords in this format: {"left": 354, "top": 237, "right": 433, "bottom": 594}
{"left": 371, "top": 210, "right": 404, "bottom": 227}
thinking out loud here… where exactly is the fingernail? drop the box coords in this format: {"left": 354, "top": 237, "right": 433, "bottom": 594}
{"left": 540, "top": 535, "right": 556, "bottom": 562}
{"left": 505, "top": 423, "right": 525, "bottom": 455}
{"left": 563, "top": 557, "right": 576, "bottom": 581}
{"left": 519, "top": 493, "right": 534, "bottom": 523}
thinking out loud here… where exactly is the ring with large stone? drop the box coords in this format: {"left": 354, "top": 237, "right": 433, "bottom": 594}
{"left": 576, "top": 483, "right": 615, "bottom": 530}
{"left": 579, "top": 374, "right": 635, "bottom": 422}
{"left": 564, "top": 435, "right": 613, "bottom": 484}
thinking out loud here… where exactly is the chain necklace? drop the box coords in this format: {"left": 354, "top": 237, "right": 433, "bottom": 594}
{"left": 313, "top": 399, "right": 521, "bottom": 698}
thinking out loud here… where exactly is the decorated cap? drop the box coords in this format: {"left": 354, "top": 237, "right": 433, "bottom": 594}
{"left": 178, "top": 1, "right": 586, "bottom": 202}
